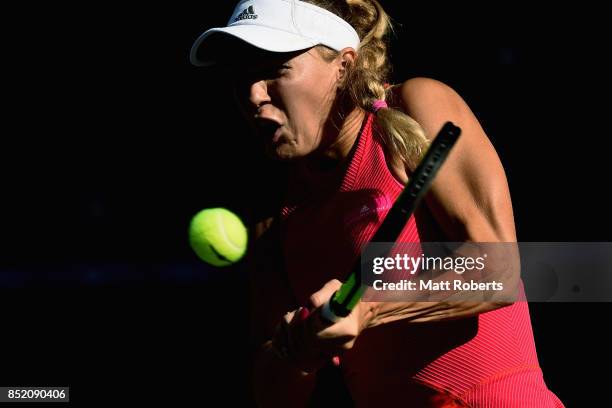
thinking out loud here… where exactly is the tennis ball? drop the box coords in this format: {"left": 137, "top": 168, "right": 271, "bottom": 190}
{"left": 188, "top": 208, "right": 248, "bottom": 267}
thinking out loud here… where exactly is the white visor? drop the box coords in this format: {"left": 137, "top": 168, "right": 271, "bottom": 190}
{"left": 190, "top": 0, "right": 361, "bottom": 67}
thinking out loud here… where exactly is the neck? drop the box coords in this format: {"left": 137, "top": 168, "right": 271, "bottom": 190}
{"left": 296, "top": 108, "right": 366, "bottom": 190}
{"left": 297, "top": 107, "right": 366, "bottom": 179}
{"left": 319, "top": 107, "right": 367, "bottom": 162}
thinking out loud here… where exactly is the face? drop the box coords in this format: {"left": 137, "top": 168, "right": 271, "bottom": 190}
{"left": 230, "top": 47, "right": 341, "bottom": 160}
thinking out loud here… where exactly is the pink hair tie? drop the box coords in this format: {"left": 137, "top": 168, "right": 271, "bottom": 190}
{"left": 372, "top": 99, "right": 388, "bottom": 113}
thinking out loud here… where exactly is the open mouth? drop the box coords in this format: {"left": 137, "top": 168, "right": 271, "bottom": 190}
{"left": 255, "top": 118, "right": 282, "bottom": 140}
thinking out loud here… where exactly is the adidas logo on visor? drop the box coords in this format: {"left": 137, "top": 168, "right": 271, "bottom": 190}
{"left": 234, "top": 5, "right": 258, "bottom": 21}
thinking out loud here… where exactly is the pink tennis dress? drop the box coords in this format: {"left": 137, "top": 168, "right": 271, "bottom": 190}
{"left": 279, "top": 113, "right": 564, "bottom": 407}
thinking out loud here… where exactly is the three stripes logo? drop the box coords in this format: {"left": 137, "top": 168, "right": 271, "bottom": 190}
{"left": 234, "top": 5, "right": 258, "bottom": 21}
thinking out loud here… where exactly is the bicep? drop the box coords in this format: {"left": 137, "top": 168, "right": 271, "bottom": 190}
{"left": 399, "top": 78, "right": 516, "bottom": 242}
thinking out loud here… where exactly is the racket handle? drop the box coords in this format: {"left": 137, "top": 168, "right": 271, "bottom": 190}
{"left": 321, "top": 298, "right": 343, "bottom": 323}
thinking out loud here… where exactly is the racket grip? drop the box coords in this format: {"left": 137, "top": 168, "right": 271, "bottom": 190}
{"left": 321, "top": 299, "right": 342, "bottom": 323}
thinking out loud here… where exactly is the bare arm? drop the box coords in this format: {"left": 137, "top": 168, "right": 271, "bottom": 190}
{"left": 391, "top": 77, "right": 516, "bottom": 242}
{"left": 365, "top": 78, "right": 519, "bottom": 326}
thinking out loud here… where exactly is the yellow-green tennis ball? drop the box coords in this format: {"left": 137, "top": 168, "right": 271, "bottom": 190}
{"left": 189, "top": 208, "right": 248, "bottom": 267}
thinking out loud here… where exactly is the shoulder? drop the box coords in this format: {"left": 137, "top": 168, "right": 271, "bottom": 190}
{"left": 389, "top": 77, "right": 476, "bottom": 141}
{"left": 395, "top": 76, "right": 454, "bottom": 93}
{"left": 388, "top": 77, "right": 498, "bottom": 172}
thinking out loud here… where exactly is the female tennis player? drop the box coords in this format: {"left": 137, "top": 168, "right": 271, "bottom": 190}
{"left": 191, "top": 1, "right": 564, "bottom": 406}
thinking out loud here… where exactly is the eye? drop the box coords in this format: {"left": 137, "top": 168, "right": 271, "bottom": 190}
{"left": 235, "top": 63, "right": 290, "bottom": 82}
{"left": 269, "top": 64, "right": 290, "bottom": 77}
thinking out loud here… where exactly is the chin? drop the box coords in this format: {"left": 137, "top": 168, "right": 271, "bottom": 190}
{"left": 267, "top": 143, "right": 304, "bottom": 161}
{"left": 270, "top": 150, "right": 298, "bottom": 161}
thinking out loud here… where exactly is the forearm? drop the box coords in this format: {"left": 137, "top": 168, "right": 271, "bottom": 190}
{"left": 364, "top": 265, "right": 516, "bottom": 327}
{"left": 364, "top": 300, "right": 510, "bottom": 328}
{"left": 252, "top": 341, "right": 316, "bottom": 408}
{"left": 364, "top": 238, "right": 519, "bottom": 327}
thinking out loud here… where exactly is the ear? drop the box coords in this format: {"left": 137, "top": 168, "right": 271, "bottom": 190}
{"left": 336, "top": 47, "right": 357, "bottom": 88}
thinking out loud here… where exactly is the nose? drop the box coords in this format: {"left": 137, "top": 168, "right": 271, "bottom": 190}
{"left": 248, "top": 79, "right": 271, "bottom": 113}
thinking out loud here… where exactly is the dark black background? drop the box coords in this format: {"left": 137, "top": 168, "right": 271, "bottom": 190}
{"left": 2, "top": 1, "right": 610, "bottom": 406}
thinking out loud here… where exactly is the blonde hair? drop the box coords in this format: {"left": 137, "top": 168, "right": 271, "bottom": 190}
{"left": 302, "top": 0, "right": 429, "bottom": 171}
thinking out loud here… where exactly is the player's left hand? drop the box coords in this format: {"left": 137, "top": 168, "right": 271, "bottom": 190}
{"left": 271, "top": 279, "right": 372, "bottom": 374}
